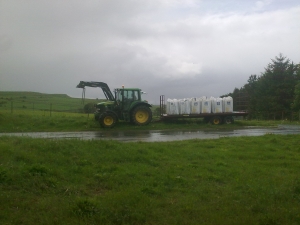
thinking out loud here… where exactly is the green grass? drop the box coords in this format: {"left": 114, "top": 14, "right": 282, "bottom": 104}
{"left": 0, "top": 109, "right": 299, "bottom": 133}
{"left": 1, "top": 134, "right": 300, "bottom": 224}
{"left": 0, "top": 91, "right": 97, "bottom": 112}
{"left": 1, "top": 91, "right": 300, "bottom": 224}
{"left": 0, "top": 110, "right": 100, "bottom": 132}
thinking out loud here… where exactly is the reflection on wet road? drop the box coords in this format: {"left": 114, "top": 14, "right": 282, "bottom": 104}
{"left": 1, "top": 125, "right": 300, "bottom": 142}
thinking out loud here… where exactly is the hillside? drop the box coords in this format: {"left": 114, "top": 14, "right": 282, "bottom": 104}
{"left": 0, "top": 91, "right": 99, "bottom": 113}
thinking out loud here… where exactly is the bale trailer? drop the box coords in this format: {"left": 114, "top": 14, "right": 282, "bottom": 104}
{"left": 159, "top": 95, "right": 248, "bottom": 125}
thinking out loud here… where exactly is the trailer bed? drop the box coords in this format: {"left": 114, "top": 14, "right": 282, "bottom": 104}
{"left": 160, "top": 111, "right": 248, "bottom": 119}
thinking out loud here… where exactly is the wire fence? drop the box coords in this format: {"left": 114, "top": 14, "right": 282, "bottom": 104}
{"left": 248, "top": 111, "right": 300, "bottom": 121}
{"left": 0, "top": 98, "right": 92, "bottom": 116}
{"left": 1, "top": 96, "right": 300, "bottom": 121}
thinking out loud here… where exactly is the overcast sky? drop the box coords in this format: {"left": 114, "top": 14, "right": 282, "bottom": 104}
{"left": 1, "top": 0, "right": 300, "bottom": 104}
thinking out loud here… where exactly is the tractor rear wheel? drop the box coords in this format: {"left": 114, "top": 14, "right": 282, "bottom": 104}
{"left": 99, "top": 112, "right": 117, "bottom": 128}
{"left": 210, "top": 116, "right": 222, "bottom": 125}
{"left": 131, "top": 106, "right": 152, "bottom": 126}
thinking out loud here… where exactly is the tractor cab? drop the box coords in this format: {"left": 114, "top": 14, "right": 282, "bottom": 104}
{"left": 114, "top": 88, "right": 142, "bottom": 110}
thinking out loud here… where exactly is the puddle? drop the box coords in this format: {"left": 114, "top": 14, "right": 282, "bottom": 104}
{"left": 1, "top": 125, "right": 300, "bottom": 142}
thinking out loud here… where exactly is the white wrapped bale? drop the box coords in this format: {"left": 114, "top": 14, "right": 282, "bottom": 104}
{"left": 201, "top": 97, "right": 211, "bottom": 113}
{"left": 191, "top": 97, "right": 201, "bottom": 114}
{"left": 223, "top": 96, "right": 233, "bottom": 113}
{"left": 179, "top": 98, "right": 191, "bottom": 114}
{"left": 167, "top": 99, "right": 179, "bottom": 115}
{"left": 212, "top": 97, "right": 223, "bottom": 113}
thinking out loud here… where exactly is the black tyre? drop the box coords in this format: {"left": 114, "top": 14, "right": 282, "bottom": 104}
{"left": 131, "top": 106, "right": 152, "bottom": 126}
{"left": 210, "top": 116, "right": 222, "bottom": 125}
{"left": 224, "top": 116, "right": 234, "bottom": 124}
{"left": 203, "top": 117, "right": 210, "bottom": 123}
{"left": 99, "top": 112, "right": 117, "bottom": 128}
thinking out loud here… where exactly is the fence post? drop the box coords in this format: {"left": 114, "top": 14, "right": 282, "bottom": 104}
{"left": 11, "top": 101, "right": 13, "bottom": 114}
{"left": 50, "top": 103, "right": 52, "bottom": 117}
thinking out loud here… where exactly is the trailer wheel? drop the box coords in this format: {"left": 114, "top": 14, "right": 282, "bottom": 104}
{"left": 203, "top": 117, "right": 210, "bottom": 124}
{"left": 224, "top": 116, "right": 234, "bottom": 124}
{"left": 132, "top": 106, "right": 152, "bottom": 126}
{"left": 210, "top": 116, "right": 222, "bottom": 125}
{"left": 99, "top": 112, "right": 117, "bottom": 128}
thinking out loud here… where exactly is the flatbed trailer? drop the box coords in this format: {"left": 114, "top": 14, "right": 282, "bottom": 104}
{"left": 159, "top": 95, "right": 248, "bottom": 125}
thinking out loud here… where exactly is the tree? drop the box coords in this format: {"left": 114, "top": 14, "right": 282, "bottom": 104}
{"left": 223, "top": 54, "right": 299, "bottom": 119}
{"left": 292, "top": 64, "right": 300, "bottom": 111}
{"left": 243, "top": 74, "right": 259, "bottom": 116}
{"left": 292, "top": 81, "right": 300, "bottom": 111}
{"left": 250, "top": 54, "right": 298, "bottom": 118}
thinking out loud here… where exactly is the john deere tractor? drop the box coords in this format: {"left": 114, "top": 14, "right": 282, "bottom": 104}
{"left": 76, "top": 81, "right": 152, "bottom": 128}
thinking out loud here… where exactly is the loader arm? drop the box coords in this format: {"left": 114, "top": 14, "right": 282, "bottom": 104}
{"left": 76, "top": 81, "right": 115, "bottom": 101}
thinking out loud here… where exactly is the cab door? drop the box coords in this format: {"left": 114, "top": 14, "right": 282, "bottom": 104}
{"left": 122, "top": 90, "right": 135, "bottom": 110}
{"left": 116, "top": 89, "right": 139, "bottom": 110}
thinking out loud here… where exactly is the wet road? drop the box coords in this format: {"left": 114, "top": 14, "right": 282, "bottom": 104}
{"left": 1, "top": 125, "right": 300, "bottom": 142}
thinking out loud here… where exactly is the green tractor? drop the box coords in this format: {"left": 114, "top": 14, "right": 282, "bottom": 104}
{"left": 76, "top": 81, "right": 152, "bottom": 128}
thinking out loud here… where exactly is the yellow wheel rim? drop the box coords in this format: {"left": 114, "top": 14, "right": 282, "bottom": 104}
{"left": 104, "top": 116, "right": 114, "bottom": 126}
{"left": 213, "top": 118, "right": 220, "bottom": 125}
{"left": 135, "top": 110, "right": 149, "bottom": 124}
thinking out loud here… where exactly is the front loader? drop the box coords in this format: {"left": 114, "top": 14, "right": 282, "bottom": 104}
{"left": 76, "top": 81, "right": 152, "bottom": 128}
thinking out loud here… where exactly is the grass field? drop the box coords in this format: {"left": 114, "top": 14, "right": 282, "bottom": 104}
{"left": 1, "top": 92, "right": 300, "bottom": 224}
{"left": 0, "top": 91, "right": 97, "bottom": 112}
{"left": 1, "top": 134, "right": 300, "bottom": 224}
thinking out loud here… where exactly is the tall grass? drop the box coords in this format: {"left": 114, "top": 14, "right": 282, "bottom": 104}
{"left": 1, "top": 135, "right": 300, "bottom": 224}
{"left": 0, "top": 109, "right": 99, "bottom": 132}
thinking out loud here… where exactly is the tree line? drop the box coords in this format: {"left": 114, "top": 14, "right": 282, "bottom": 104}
{"left": 222, "top": 53, "right": 300, "bottom": 119}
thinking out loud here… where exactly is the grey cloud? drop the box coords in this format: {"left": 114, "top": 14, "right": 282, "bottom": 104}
{"left": 1, "top": 0, "right": 300, "bottom": 104}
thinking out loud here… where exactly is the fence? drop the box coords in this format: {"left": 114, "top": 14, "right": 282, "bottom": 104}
{"left": 0, "top": 96, "right": 96, "bottom": 116}
{"left": 1, "top": 95, "right": 300, "bottom": 121}
{"left": 248, "top": 111, "right": 300, "bottom": 121}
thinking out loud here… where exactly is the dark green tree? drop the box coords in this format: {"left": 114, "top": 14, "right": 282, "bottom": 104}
{"left": 260, "top": 54, "right": 298, "bottom": 117}
{"left": 243, "top": 74, "right": 258, "bottom": 117}
{"left": 292, "top": 81, "right": 300, "bottom": 111}
{"left": 224, "top": 54, "right": 299, "bottom": 119}
{"left": 292, "top": 66, "right": 300, "bottom": 111}
{"left": 243, "top": 54, "right": 298, "bottom": 119}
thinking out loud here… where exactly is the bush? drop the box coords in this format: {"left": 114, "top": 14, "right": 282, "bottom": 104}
{"left": 84, "top": 102, "right": 96, "bottom": 113}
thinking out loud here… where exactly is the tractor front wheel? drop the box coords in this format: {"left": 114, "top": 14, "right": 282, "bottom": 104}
{"left": 132, "top": 106, "right": 152, "bottom": 126}
{"left": 99, "top": 112, "right": 117, "bottom": 128}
